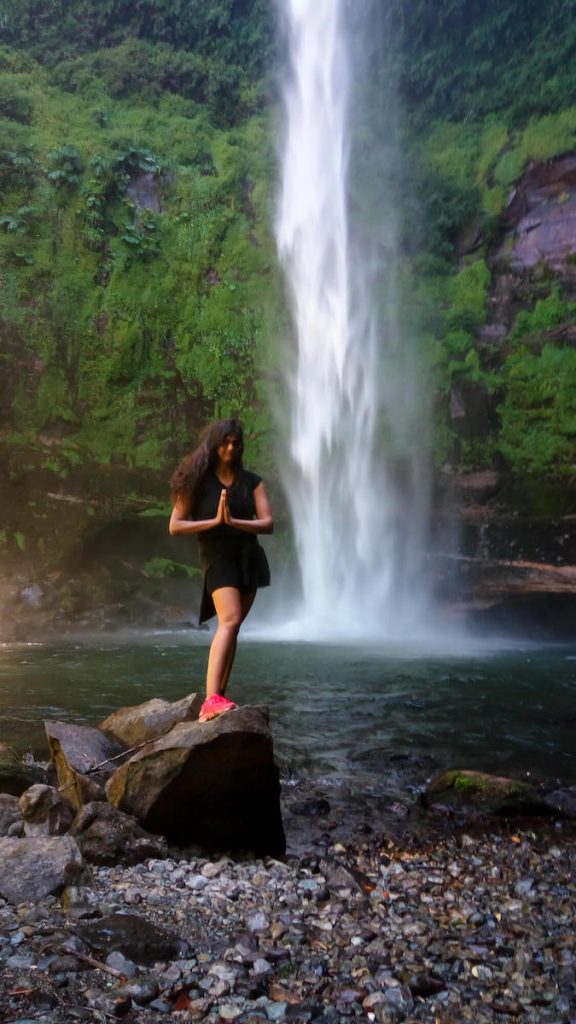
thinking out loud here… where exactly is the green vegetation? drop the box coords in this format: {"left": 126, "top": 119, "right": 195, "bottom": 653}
{"left": 0, "top": 41, "right": 281, "bottom": 474}
{"left": 394, "top": 0, "right": 576, "bottom": 126}
{"left": 0, "top": 0, "right": 575, "bottom": 508}
{"left": 144, "top": 557, "right": 200, "bottom": 579}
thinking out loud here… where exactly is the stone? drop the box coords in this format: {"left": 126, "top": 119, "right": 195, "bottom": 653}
{"left": 0, "top": 792, "right": 23, "bottom": 835}
{"left": 78, "top": 913, "right": 184, "bottom": 965}
{"left": 45, "top": 720, "right": 130, "bottom": 810}
{"left": 423, "top": 769, "right": 552, "bottom": 815}
{"left": 543, "top": 786, "right": 576, "bottom": 818}
{"left": 117, "top": 978, "right": 160, "bottom": 1006}
{"left": 20, "top": 783, "right": 75, "bottom": 836}
{"left": 105, "top": 706, "right": 285, "bottom": 856}
{"left": 99, "top": 692, "right": 202, "bottom": 746}
{"left": 68, "top": 801, "right": 168, "bottom": 865}
{"left": 0, "top": 836, "right": 86, "bottom": 904}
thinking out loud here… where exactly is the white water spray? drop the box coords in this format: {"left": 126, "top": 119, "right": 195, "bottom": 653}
{"left": 276, "top": 0, "right": 431, "bottom": 639}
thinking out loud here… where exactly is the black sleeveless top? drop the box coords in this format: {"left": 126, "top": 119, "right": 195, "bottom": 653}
{"left": 193, "top": 469, "right": 270, "bottom": 621}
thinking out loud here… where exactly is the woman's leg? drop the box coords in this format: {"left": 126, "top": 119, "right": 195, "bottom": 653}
{"left": 219, "top": 590, "right": 255, "bottom": 693}
{"left": 205, "top": 588, "right": 255, "bottom": 698}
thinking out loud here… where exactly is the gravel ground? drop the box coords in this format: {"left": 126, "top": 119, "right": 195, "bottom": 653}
{"left": 1, "top": 809, "right": 575, "bottom": 1024}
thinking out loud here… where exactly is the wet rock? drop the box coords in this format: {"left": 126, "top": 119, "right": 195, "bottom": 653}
{"left": 543, "top": 786, "right": 576, "bottom": 817}
{"left": 126, "top": 171, "right": 163, "bottom": 211}
{"left": 290, "top": 797, "right": 331, "bottom": 816}
{"left": 68, "top": 801, "right": 168, "bottom": 865}
{"left": 0, "top": 792, "right": 23, "bottom": 835}
{"left": 45, "top": 720, "right": 130, "bottom": 811}
{"left": 20, "top": 783, "right": 75, "bottom": 836}
{"left": 0, "top": 836, "right": 86, "bottom": 903}
{"left": 78, "top": 912, "right": 185, "bottom": 965}
{"left": 423, "top": 768, "right": 552, "bottom": 815}
{"left": 99, "top": 691, "right": 202, "bottom": 746}
{"left": 106, "top": 706, "right": 285, "bottom": 856}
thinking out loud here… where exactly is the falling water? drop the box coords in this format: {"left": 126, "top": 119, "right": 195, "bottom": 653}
{"left": 276, "top": 0, "right": 431, "bottom": 639}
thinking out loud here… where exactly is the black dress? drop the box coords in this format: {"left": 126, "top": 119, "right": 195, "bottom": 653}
{"left": 193, "top": 469, "right": 271, "bottom": 623}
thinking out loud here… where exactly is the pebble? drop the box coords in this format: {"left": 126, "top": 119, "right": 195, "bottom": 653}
{"left": 0, "top": 822, "right": 575, "bottom": 1024}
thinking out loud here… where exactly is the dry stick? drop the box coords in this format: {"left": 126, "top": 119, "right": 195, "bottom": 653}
{"left": 64, "top": 947, "right": 126, "bottom": 978}
{"left": 56, "top": 740, "right": 152, "bottom": 794}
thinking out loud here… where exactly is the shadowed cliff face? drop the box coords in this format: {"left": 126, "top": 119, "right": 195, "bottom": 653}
{"left": 501, "top": 155, "right": 576, "bottom": 272}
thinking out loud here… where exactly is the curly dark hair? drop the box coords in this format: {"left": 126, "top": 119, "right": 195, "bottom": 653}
{"left": 170, "top": 419, "right": 244, "bottom": 506}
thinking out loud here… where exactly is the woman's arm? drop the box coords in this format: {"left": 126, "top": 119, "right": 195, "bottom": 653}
{"left": 169, "top": 491, "right": 226, "bottom": 536}
{"left": 223, "top": 482, "right": 274, "bottom": 535}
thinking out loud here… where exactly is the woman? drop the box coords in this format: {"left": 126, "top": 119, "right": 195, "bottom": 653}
{"left": 169, "top": 419, "right": 273, "bottom": 723}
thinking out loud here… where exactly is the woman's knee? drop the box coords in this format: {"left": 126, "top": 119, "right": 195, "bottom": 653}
{"left": 219, "top": 610, "right": 242, "bottom": 633}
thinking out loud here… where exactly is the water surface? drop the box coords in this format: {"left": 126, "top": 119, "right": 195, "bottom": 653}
{"left": 1, "top": 633, "right": 574, "bottom": 792}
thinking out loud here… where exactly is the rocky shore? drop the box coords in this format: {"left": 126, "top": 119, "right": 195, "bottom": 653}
{"left": 1, "top": 696, "right": 575, "bottom": 1024}
{"left": 1, "top": 805, "right": 575, "bottom": 1024}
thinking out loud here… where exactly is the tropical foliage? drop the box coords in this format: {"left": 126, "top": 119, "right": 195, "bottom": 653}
{"left": 0, "top": 0, "right": 575, "bottom": 490}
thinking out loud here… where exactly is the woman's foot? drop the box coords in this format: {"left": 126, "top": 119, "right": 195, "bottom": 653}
{"left": 199, "top": 693, "right": 238, "bottom": 723}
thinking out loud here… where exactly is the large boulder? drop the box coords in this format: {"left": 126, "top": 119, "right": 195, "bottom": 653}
{"left": 423, "top": 769, "right": 552, "bottom": 816}
{"left": 0, "top": 836, "right": 86, "bottom": 904}
{"left": 69, "top": 802, "right": 168, "bottom": 865}
{"left": 45, "top": 720, "right": 130, "bottom": 811}
{"left": 99, "top": 692, "right": 202, "bottom": 746}
{"left": 106, "top": 706, "right": 285, "bottom": 856}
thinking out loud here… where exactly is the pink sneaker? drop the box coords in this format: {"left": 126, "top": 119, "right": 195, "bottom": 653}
{"left": 199, "top": 694, "right": 238, "bottom": 723}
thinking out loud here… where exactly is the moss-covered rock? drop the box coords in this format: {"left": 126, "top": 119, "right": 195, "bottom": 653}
{"left": 423, "top": 769, "right": 551, "bottom": 816}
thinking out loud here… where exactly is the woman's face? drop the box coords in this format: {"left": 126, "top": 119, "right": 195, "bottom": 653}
{"left": 217, "top": 433, "right": 242, "bottom": 464}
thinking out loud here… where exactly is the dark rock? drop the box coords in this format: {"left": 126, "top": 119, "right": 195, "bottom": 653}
{"left": 45, "top": 720, "right": 130, "bottom": 810}
{"left": 105, "top": 706, "right": 285, "bottom": 856}
{"left": 99, "top": 692, "right": 202, "bottom": 746}
{"left": 290, "top": 797, "right": 331, "bottom": 816}
{"left": 78, "top": 913, "right": 183, "bottom": 965}
{"left": 69, "top": 801, "right": 168, "bottom": 865}
{"left": 0, "top": 792, "right": 23, "bottom": 835}
{"left": 126, "top": 172, "right": 163, "bottom": 211}
{"left": 0, "top": 741, "right": 46, "bottom": 796}
{"left": 423, "top": 769, "right": 552, "bottom": 815}
{"left": 20, "top": 783, "right": 75, "bottom": 836}
{"left": 0, "top": 836, "right": 86, "bottom": 903}
{"left": 543, "top": 786, "right": 576, "bottom": 817}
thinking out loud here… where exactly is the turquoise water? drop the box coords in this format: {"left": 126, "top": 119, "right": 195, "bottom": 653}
{"left": 1, "top": 632, "right": 575, "bottom": 789}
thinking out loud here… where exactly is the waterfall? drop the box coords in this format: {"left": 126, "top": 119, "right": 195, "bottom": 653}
{"left": 276, "top": 0, "right": 431, "bottom": 639}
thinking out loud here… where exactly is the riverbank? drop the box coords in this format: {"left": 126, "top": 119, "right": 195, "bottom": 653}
{"left": 1, "top": 808, "right": 575, "bottom": 1024}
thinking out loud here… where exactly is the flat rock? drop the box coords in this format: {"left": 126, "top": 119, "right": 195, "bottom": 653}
{"left": 45, "top": 720, "right": 130, "bottom": 811}
{"left": 78, "top": 912, "right": 184, "bottom": 965}
{"left": 100, "top": 692, "right": 202, "bottom": 746}
{"left": 69, "top": 801, "right": 168, "bottom": 865}
{"left": 423, "top": 768, "right": 552, "bottom": 815}
{"left": 0, "top": 836, "right": 86, "bottom": 904}
{"left": 106, "top": 706, "right": 285, "bottom": 856}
